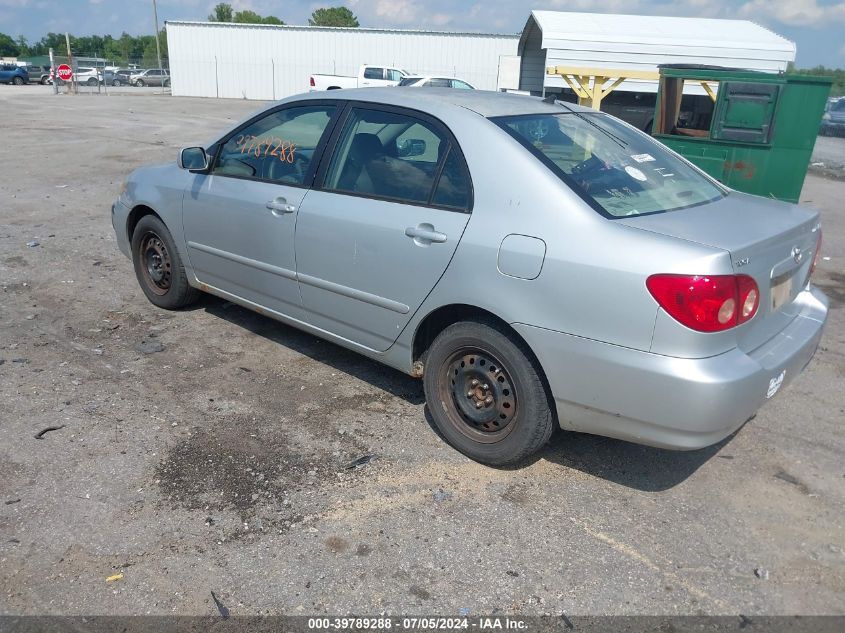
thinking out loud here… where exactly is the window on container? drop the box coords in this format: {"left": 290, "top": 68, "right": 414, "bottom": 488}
{"left": 654, "top": 78, "right": 719, "bottom": 138}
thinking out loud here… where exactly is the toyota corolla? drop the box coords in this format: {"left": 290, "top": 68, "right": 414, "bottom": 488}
{"left": 112, "top": 88, "right": 827, "bottom": 466}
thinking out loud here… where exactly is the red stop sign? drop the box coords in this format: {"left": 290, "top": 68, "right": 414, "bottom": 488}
{"left": 56, "top": 64, "right": 73, "bottom": 81}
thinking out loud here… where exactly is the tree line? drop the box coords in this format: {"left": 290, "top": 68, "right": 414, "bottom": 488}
{"left": 0, "top": 4, "right": 358, "bottom": 66}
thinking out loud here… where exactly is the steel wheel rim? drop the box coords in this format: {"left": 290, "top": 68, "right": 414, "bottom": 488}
{"left": 440, "top": 347, "right": 518, "bottom": 443}
{"left": 138, "top": 231, "right": 172, "bottom": 296}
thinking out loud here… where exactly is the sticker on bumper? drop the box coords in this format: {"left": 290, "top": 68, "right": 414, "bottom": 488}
{"left": 766, "top": 370, "right": 786, "bottom": 399}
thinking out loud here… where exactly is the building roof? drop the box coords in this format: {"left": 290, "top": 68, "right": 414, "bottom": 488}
{"left": 524, "top": 10, "right": 795, "bottom": 55}
{"left": 165, "top": 20, "right": 519, "bottom": 40}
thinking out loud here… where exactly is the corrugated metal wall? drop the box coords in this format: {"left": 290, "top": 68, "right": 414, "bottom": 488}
{"left": 167, "top": 22, "right": 519, "bottom": 100}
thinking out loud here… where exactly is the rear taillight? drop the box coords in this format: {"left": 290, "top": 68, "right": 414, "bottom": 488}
{"left": 809, "top": 230, "right": 822, "bottom": 278}
{"left": 309, "top": 76, "right": 315, "bottom": 87}
{"left": 646, "top": 274, "right": 760, "bottom": 333}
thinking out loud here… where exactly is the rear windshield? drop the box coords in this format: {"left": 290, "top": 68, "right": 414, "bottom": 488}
{"left": 493, "top": 112, "right": 724, "bottom": 217}
{"left": 397, "top": 78, "right": 420, "bottom": 87}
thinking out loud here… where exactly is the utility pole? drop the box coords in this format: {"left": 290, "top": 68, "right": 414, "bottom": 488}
{"left": 49, "top": 47, "right": 57, "bottom": 95}
{"left": 65, "top": 32, "right": 76, "bottom": 94}
{"left": 152, "top": 0, "right": 163, "bottom": 78}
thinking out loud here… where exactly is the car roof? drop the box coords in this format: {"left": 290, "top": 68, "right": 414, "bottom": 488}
{"left": 299, "top": 87, "right": 593, "bottom": 118}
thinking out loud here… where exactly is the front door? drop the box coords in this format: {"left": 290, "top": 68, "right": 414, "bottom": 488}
{"left": 182, "top": 102, "right": 339, "bottom": 319}
{"left": 295, "top": 105, "right": 473, "bottom": 351}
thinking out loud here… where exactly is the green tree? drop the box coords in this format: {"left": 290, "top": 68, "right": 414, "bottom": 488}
{"left": 261, "top": 16, "right": 284, "bottom": 25}
{"left": 0, "top": 32, "right": 20, "bottom": 56}
{"left": 208, "top": 2, "right": 234, "bottom": 22}
{"left": 15, "top": 35, "right": 30, "bottom": 56}
{"left": 233, "top": 10, "right": 263, "bottom": 24}
{"left": 309, "top": 6, "right": 359, "bottom": 27}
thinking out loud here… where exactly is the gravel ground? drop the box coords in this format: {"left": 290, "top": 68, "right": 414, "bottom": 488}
{"left": 1, "top": 90, "right": 844, "bottom": 617}
{"left": 811, "top": 135, "right": 845, "bottom": 180}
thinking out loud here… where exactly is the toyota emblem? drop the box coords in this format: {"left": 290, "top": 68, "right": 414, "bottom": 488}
{"left": 791, "top": 246, "right": 804, "bottom": 264}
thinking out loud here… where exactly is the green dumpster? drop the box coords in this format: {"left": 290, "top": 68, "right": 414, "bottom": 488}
{"left": 652, "top": 65, "right": 831, "bottom": 202}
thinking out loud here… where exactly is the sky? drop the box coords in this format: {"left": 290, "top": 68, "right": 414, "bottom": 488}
{"left": 0, "top": 0, "right": 843, "bottom": 68}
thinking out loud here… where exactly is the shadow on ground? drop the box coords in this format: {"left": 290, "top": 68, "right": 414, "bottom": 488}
{"left": 201, "top": 295, "right": 729, "bottom": 492}
{"left": 200, "top": 295, "right": 425, "bottom": 404}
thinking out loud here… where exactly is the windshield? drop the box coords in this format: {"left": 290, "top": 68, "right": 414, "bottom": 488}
{"left": 494, "top": 112, "right": 724, "bottom": 217}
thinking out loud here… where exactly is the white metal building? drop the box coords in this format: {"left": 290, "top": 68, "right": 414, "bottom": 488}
{"left": 166, "top": 21, "right": 519, "bottom": 100}
{"left": 519, "top": 10, "right": 797, "bottom": 95}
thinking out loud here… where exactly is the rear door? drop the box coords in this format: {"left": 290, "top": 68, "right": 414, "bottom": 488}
{"left": 295, "top": 104, "right": 473, "bottom": 351}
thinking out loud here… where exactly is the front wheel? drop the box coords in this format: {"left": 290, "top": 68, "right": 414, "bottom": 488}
{"left": 135, "top": 79, "right": 145, "bottom": 87}
{"left": 131, "top": 215, "right": 199, "bottom": 309}
{"left": 86, "top": 77, "right": 97, "bottom": 86}
{"left": 112, "top": 79, "right": 121, "bottom": 87}
{"left": 423, "top": 320, "right": 554, "bottom": 466}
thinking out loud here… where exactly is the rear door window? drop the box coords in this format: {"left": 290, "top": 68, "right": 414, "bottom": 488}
{"left": 322, "top": 106, "right": 471, "bottom": 210}
{"left": 363, "top": 67, "right": 384, "bottom": 80}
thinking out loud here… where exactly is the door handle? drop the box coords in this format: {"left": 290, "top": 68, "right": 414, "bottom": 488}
{"left": 266, "top": 197, "right": 296, "bottom": 215}
{"left": 405, "top": 225, "right": 447, "bottom": 244}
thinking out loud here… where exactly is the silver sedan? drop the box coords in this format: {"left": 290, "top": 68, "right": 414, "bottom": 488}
{"left": 111, "top": 88, "right": 828, "bottom": 465}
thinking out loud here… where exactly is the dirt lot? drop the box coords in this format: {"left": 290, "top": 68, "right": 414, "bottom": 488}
{"left": 1, "top": 89, "right": 844, "bottom": 616}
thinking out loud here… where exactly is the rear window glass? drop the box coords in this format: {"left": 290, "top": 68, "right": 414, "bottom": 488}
{"left": 493, "top": 112, "right": 724, "bottom": 217}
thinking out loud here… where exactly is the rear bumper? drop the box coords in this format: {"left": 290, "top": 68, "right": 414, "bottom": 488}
{"left": 514, "top": 286, "right": 828, "bottom": 450}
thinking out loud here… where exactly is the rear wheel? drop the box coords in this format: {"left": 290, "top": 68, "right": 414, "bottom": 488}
{"left": 131, "top": 215, "right": 199, "bottom": 309}
{"left": 40, "top": 77, "right": 49, "bottom": 85}
{"left": 423, "top": 320, "right": 554, "bottom": 466}
{"left": 86, "top": 77, "right": 97, "bottom": 86}
{"left": 163, "top": 79, "right": 170, "bottom": 88}
{"left": 12, "top": 76, "right": 24, "bottom": 86}
{"left": 136, "top": 79, "right": 145, "bottom": 87}
{"left": 112, "top": 78, "right": 121, "bottom": 87}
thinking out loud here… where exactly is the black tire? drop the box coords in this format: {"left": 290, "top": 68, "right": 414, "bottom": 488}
{"left": 131, "top": 215, "right": 199, "bottom": 309}
{"left": 12, "top": 76, "right": 24, "bottom": 86}
{"left": 40, "top": 77, "right": 49, "bottom": 85}
{"left": 423, "top": 319, "right": 554, "bottom": 466}
{"left": 163, "top": 79, "right": 170, "bottom": 87}
{"left": 112, "top": 79, "right": 121, "bottom": 87}
{"left": 86, "top": 77, "right": 97, "bottom": 86}
{"left": 136, "top": 79, "right": 145, "bottom": 87}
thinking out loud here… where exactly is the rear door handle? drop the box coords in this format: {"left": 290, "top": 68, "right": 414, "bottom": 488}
{"left": 266, "top": 197, "right": 296, "bottom": 215}
{"left": 405, "top": 225, "right": 447, "bottom": 244}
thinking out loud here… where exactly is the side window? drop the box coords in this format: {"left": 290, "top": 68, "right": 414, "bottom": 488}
{"left": 363, "top": 67, "right": 384, "bottom": 80}
{"left": 213, "top": 104, "right": 337, "bottom": 185}
{"left": 324, "top": 108, "right": 450, "bottom": 205}
{"left": 452, "top": 80, "right": 473, "bottom": 90}
{"left": 387, "top": 69, "right": 403, "bottom": 82}
{"left": 427, "top": 78, "right": 451, "bottom": 88}
{"left": 432, "top": 148, "right": 471, "bottom": 210}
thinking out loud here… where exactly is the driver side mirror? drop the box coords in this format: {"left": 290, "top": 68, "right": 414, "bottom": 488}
{"left": 178, "top": 147, "right": 209, "bottom": 172}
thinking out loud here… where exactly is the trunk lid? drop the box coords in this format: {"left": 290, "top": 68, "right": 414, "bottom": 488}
{"left": 618, "top": 192, "right": 821, "bottom": 352}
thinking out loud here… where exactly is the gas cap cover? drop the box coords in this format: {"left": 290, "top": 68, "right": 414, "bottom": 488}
{"left": 497, "top": 234, "right": 546, "bottom": 280}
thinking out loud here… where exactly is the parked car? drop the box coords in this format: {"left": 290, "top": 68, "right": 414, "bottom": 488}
{"left": 0, "top": 64, "right": 29, "bottom": 85}
{"left": 310, "top": 64, "right": 407, "bottom": 91}
{"left": 130, "top": 68, "right": 170, "bottom": 87}
{"left": 26, "top": 64, "right": 52, "bottom": 85}
{"left": 398, "top": 76, "right": 475, "bottom": 89}
{"left": 111, "top": 69, "right": 134, "bottom": 86}
{"left": 820, "top": 97, "right": 845, "bottom": 137}
{"left": 112, "top": 88, "right": 827, "bottom": 466}
{"left": 74, "top": 66, "right": 102, "bottom": 86}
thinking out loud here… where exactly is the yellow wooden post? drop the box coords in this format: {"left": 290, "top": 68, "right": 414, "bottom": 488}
{"left": 545, "top": 66, "right": 660, "bottom": 111}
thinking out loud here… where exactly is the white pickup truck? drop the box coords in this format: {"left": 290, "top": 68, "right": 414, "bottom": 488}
{"left": 309, "top": 64, "right": 408, "bottom": 91}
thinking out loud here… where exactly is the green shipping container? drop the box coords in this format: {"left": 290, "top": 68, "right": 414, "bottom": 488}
{"left": 652, "top": 65, "right": 831, "bottom": 202}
